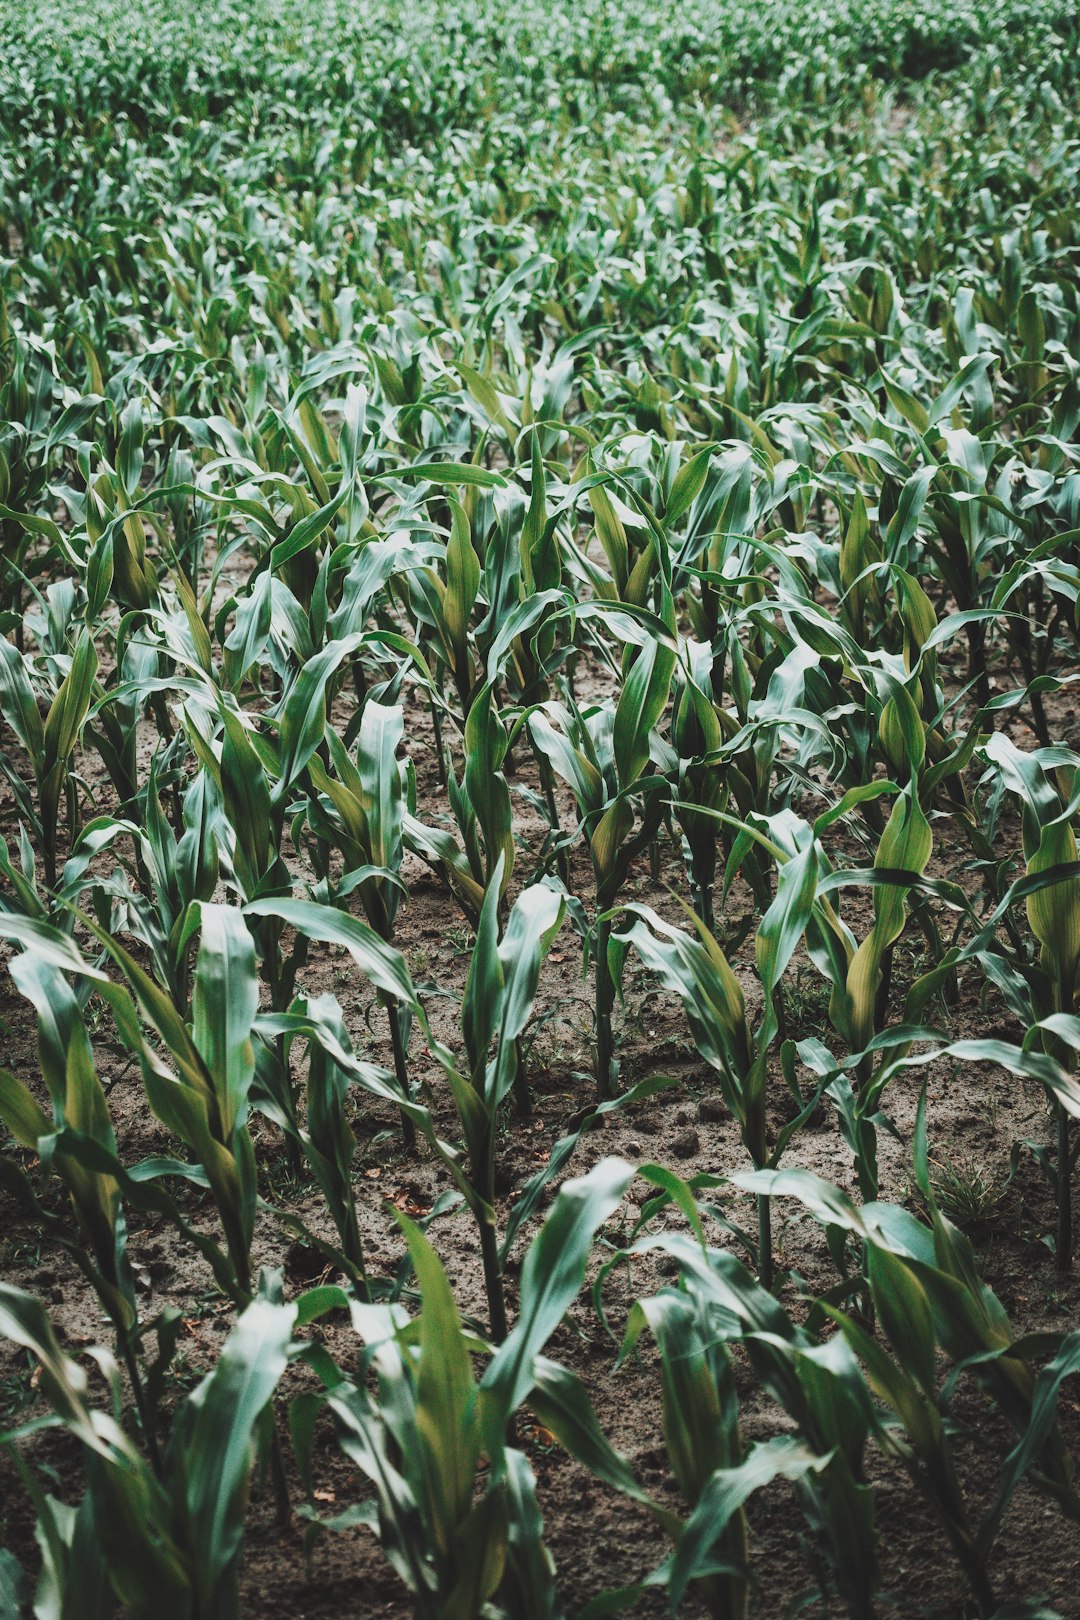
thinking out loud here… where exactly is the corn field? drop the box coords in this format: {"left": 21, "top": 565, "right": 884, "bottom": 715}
{"left": 1, "top": 0, "right": 1080, "bottom": 1614}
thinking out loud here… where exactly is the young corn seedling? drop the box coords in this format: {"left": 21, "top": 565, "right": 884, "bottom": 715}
{"left": 0, "top": 1282, "right": 295, "bottom": 1620}
{"left": 0, "top": 823, "right": 48, "bottom": 920}
{"left": 242, "top": 890, "right": 434, "bottom": 1167}
{"left": 402, "top": 677, "right": 517, "bottom": 929}
{"left": 83, "top": 398, "right": 159, "bottom": 612}
{"left": 186, "top": 632, "right": 414, "bottom": 1155}
{"left": 802, "top": 683, "right": 936, "bottom": 1079}
{"left": 742, "top": 1158, "right": 1080, "bottom": 1618}
{"left": 427, "top": 864, "right": 564, "bottom": 1339}
{"left": 0, "top": 314, "right": 101, "bottom": 628}
{"left": 77, "top": 902, "right": 266, "bottom": 1306}
{"left": 611, "top": 829, "right": 819, "bottom": 1287}
{"left": 668, "top": 637, "right": 729, "bottom": 933}
{"left": 305, "top": 696, "right": 418, "bottom": 1144}
{"left": 616, "top": 1276, "right": 754, "bottom": 1618}
{"left": 59, "top": 752, "right": 220, "bottom": 1011}
{"left": 529, "top": 607, "right": 676, "bottom": 1098}
{"left": 604, "top": 1208, "right": 879, "bottom": 1618}
{"left": 241, "top": 883, "right": 570, "bottom": 1321}
{"left": 294, "top": 1158, "right": 634, "bottom": 1619}
{"left": 393, "top": 480, "right": 505, "bottom": 734}
{"left": 84, "top": 627, "right": 166, "bottom": 819}
{"left": 253, "top": 980, "right": 472, "bottom": 1299}
{"left": 979, "top": 730, "right": 1080, "bottom": 1266}
{"left": 400, "top": 530, "right": 568, "bottom": 908}
{"left": 0, "top": 936, "right": 159, "bottom": 1460}
{"left": 0, "top": 627, "right": 98, "bottom": 892}
{"left": 918, "top": 345, "right": 1006, "bottom": 709}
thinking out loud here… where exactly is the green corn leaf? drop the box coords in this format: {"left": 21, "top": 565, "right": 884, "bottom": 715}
{"left": 396, "top": 1215, "right": 480, "bottom": 1552}
{"left": 192, "top": 904, "right": 259, "bottom": 1140}
{"left": 0, "top": 637, "right": 44, "bottom": 761}
{"left": 613, "top": 635, "right": 676, "bottom": 791}
{"left": 668, "top": 1438, "right": 826, "bottom": 1610}
{"left": 481, "top": 1157, "right": 634, "bottom": 1450}
{"left": 587, "top": 475, "right": 629, "bottom": 595}
{"left": 180, "top": 1297, "right": 296, "bottom": 1605}
{"left": 442, "top": 498, "right": 481, "bottom": 663}
{"left": 244, "top": 897, "right": 419, "bottom": 1010}
{"left": 379, "top": 461, "right": 508, "bottom": 488}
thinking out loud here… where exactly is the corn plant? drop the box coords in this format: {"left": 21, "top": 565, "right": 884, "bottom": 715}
{"left": 426, "top": 865, "right": 565, "bottom": 1339}
{"left": 401, "top": 677, "right": 516, "bottom": 928}
{"left": 615, "top": 1276, "right": 858, "bottom": 1617}
{"left": 667, "top": 637, "right": 728, "bottom": 932}
{"left": 0, "top": 311, "right": 101, "bottom": 625}
{"left": 610, "top": 1227, "right": 879, "bottom": 1619}
{"left": 242, "top": 890, "right": 432, "bottom": 1151}
{"left": 529, "top": 607, "right": 676, "bottom": 1098}
{"left": 0, "top": 628, "right": 98, "bottom": 891}
{"left": 304, "top": 696, "right": 419, "bottom": 1142}
{"left": 0, "top": 1281, "right": 295, "bottom": 1620}
{"left": 253, "top": 987, "right": 432, "bottom": 1295}
{"left": 0, "top": 933, "right": 157, "bottom": 1453}
{"left": 0, "top": 905, "right": 267, "bottom": 1309}
{"left": 58, "top": 754, "right": 220, "bottom": 1010}
{"left": 979, "top": 732, "right": 1080, "bottom": 1265}
{"left": 294, "top": 1158, "right": 634, "bottom": 1617}
{"left": 572, "top": 1153, "right": 882, "bottom": 1616}
{"left": 610, "top": 831, "right": 819, "bottom": 1286}
{"left": 740, "top": 1156, "right": 1080, "bottom": 1618}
